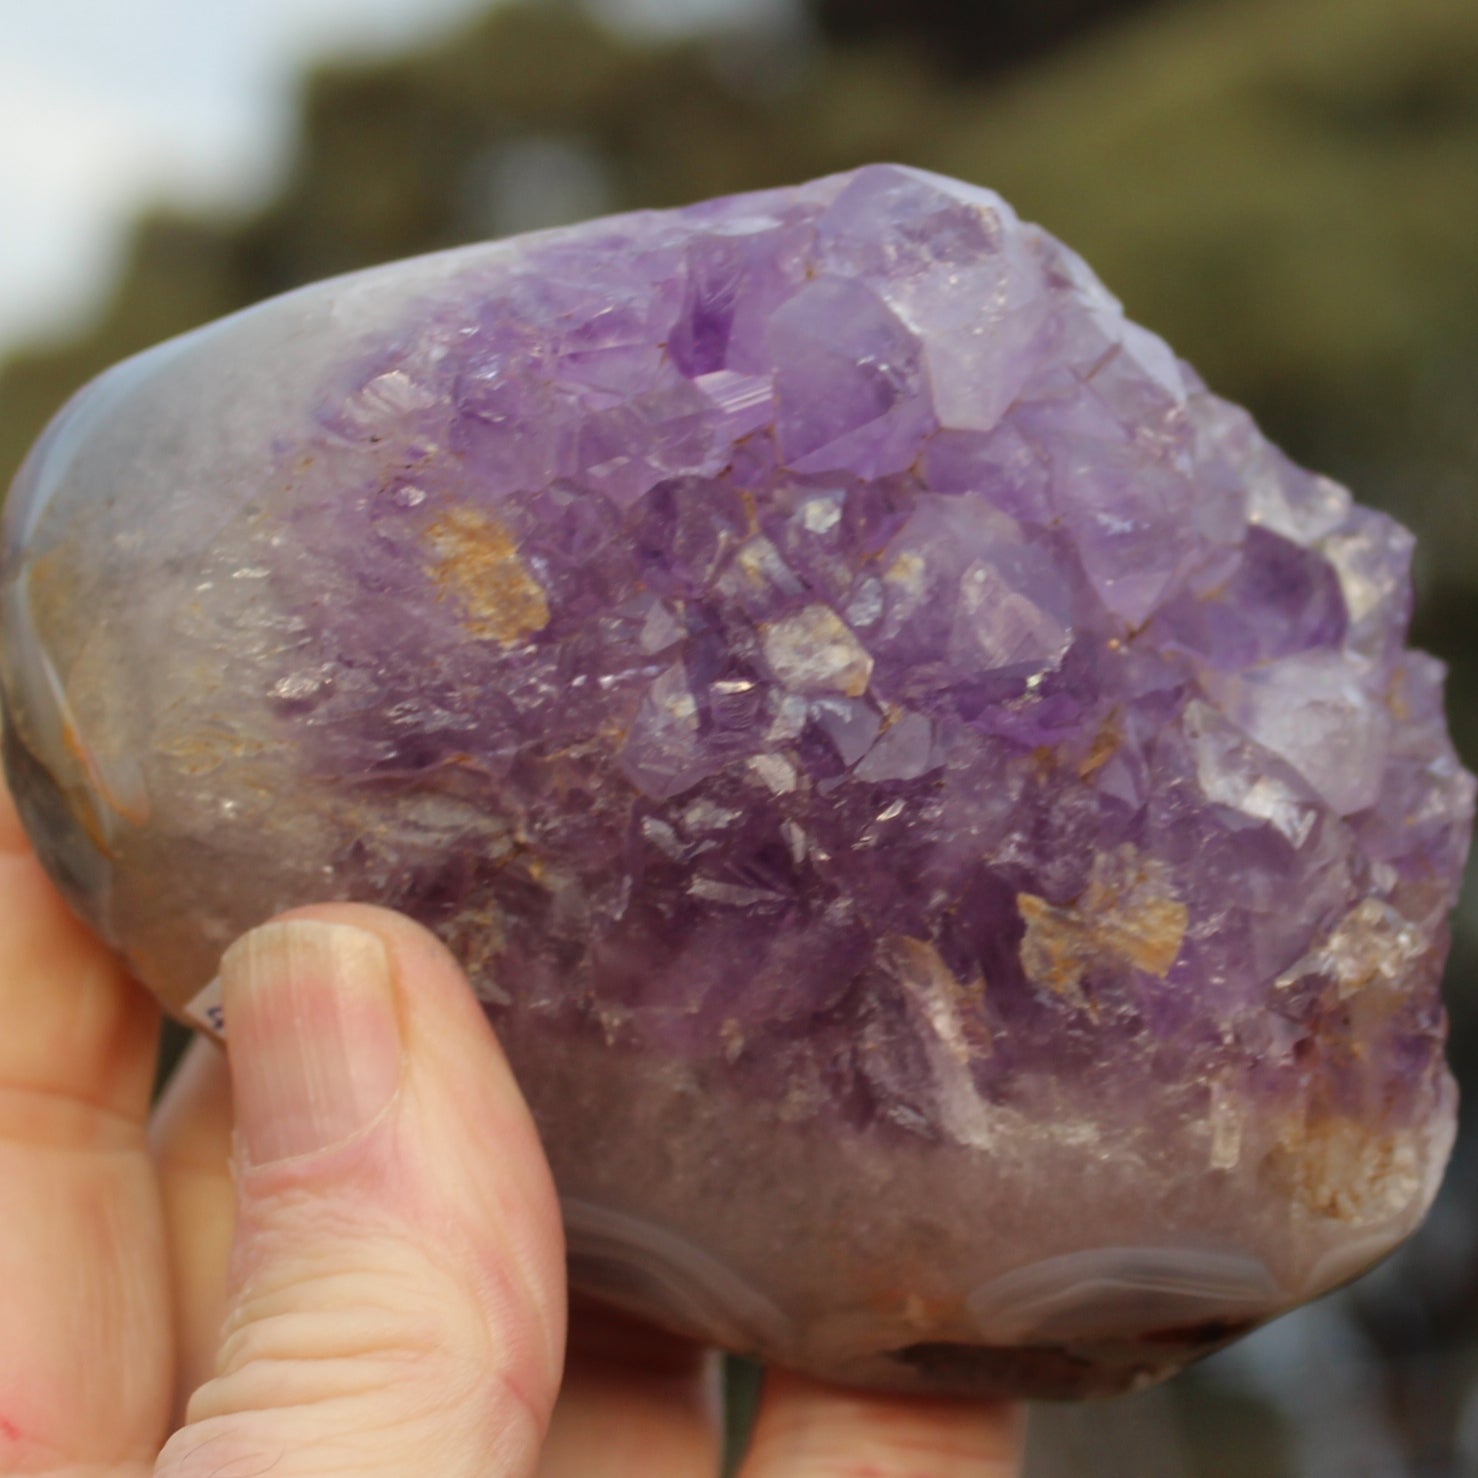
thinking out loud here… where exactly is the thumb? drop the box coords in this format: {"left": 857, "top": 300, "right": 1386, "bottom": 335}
{"left": 156, "top": 906, "right": 567, "bottom": 1478}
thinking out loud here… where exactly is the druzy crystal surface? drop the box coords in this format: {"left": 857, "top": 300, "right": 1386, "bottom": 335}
{"left": 2, "top": 165, "right": 1472, "bottom": 1398}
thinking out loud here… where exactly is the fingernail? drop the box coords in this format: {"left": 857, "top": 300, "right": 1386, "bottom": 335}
{"left": 222, "top": 919, "right": 402, "bottom": 1164}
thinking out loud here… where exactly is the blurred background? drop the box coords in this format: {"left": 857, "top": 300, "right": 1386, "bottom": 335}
{"left": 2, "top": 0, "right": 1476, "bottom": 1471}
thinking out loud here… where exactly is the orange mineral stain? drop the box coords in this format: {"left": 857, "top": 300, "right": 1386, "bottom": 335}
{"left": 1019, "top": 844, "right": 1188, "bottom": 1002}
{"left": 424, "top": 507, "right": 550, "bottom": 646}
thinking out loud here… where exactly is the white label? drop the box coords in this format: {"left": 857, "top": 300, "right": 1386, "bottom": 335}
{"left": 184, "top": 975, "right": 227, "bottom": 1040}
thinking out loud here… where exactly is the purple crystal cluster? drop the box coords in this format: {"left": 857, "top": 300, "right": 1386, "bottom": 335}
{"left": 2, "top": 165, "right": 1472, "bottom": 1397}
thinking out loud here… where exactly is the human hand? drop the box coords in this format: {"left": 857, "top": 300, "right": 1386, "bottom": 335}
{"left": 0, "top": 767, "right": 1023, "bottom": 1476}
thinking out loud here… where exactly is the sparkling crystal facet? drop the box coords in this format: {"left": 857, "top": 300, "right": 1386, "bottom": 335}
{"left": 2, "top": 165, "right": 1471, "bottom": 1397}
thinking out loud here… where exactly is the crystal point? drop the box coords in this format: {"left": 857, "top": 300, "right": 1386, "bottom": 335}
{"left": 2, "top": 165, "right": 1471, "bottom": 1398}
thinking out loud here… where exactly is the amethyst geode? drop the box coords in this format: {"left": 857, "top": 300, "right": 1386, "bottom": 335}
{"left": 1, "top": 165, "right": 1471, "bottom": 1397}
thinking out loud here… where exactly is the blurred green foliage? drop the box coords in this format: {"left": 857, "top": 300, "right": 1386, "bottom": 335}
{"left": 810, "top": 0, "right": 1185, "bottom": 79}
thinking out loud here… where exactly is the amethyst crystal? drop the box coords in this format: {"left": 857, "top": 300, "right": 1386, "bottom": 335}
{"left": 1, "top": 165, "right": 1471, "bottom": 1398}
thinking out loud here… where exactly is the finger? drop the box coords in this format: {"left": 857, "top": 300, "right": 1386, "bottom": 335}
{"left": 535, "top": 1300, "right": 721, "bottom": 1478}
{"left": 0, "top": 765, "right": 169, "bottom": 1471}
{"left": 156, "top": 906, "right": 567, "bottom": 1478}
{"left": 737, "top": 1370, "right": 1025, "bottom": 1478}
{"left": 150, "top": 1033, "right": 236, "bottom": 1418}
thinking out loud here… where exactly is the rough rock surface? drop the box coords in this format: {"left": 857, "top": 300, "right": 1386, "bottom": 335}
{"left": 2, "top": 165, "right": 1471, "bottom": 1396}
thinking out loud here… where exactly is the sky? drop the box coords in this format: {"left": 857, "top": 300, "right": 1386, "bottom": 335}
{"left": 0, "top": 0, "right": 786, "bottom": 359}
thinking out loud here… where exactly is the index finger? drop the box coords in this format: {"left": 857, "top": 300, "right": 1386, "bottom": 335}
{"left": 0, "top": 759, "right": 171, "bottom": 1468}
{"left": 737, "top": 1369, "right": 1024, "bottom": 1478}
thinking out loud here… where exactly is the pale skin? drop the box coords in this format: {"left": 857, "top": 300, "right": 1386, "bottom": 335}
{"left": 0, "top": 766, "right": 1023, "bottom": 1476}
